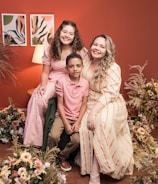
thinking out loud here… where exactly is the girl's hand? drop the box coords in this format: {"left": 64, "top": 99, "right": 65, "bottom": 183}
{"left": 55, "top": 83, "right": 62, "bottom": 94}
{"left": 37, "top": 86, "right": 46, "bottom": 96}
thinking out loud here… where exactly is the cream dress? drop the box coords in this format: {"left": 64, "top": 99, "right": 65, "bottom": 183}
{"left": 79, "top": 61, "right": 134, "bottom": 179}
{"left": 23, "top": 46, "right": 88, "bottom": 146}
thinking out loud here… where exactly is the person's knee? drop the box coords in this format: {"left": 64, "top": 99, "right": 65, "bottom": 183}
{"left": 72, "top": 135, "right": 80, "bottom": 146}
{"left": 48, "top": 133, "right": 60, "bottom": 146}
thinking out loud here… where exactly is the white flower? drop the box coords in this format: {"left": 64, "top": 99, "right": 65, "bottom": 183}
{"left": 18, "top": 167, "right": 27, "bottom": 176}
{"left": 137, "top": 127, "right": 146, "bottom": 135}
{"left": 0, "top": 127, "right": 4, "bottom": 131}
{"left": 45, "top": 162, "right": 51, "bottom": 168}
{"left": 0, "top": 138, "right": 9, "bottom": 143}
{"left": 18, "top": 127, "right": 24, "bottom": 135}
{"left": 57, "top": 173, "right": 67, "bottom": 184}
{"left": 20, "top": 152, "right": 32, "bottom": 162}
{"left": 155, "top": 148, "right": 158, "bottom": 154}
{"left": 10, "top": 129, "right": 14, "bottom": 135}
{"left": 147, "top": 90, "right": 154, "bottom": 97}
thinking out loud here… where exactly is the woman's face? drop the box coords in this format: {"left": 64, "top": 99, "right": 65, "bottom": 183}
{"left": 90, "top": 37, "right": 107, "bottom": 60}
{"left": 60, "top": 25, "right": 75, "bottom": 45}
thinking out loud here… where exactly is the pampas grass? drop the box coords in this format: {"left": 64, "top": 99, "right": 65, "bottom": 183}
{"left": 0, "top": 40, "right": 16, "bottom": 83}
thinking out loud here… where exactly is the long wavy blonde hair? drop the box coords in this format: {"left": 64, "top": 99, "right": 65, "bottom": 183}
{"left": 90, "top": 34, "right": 116, "bottom": 89}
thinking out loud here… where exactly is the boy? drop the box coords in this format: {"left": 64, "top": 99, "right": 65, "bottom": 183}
{"left": 48, "top": 52, "right": 89, "bottom": 171}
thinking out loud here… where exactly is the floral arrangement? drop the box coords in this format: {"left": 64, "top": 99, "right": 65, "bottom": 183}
{"left": 125, "top": 63, "right": 158, "bottom": 183}
{"left": 0, "top": 98, "right": 25, "bottom": 144}
{"left": 0, "top": 135, "right": 66, "bottom": 184}
{"left": 125, "top": 62, "right": 158, "bottom": 123}
{"left": 128, "top": 114, "right": 158, "bottom": 170}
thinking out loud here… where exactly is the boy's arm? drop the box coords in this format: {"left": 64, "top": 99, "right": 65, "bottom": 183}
{"left": 72, "top": 96, "right": 88, "bottom": 132}
{"left": 57, "top": 95, "right": 73, "bottom": 135}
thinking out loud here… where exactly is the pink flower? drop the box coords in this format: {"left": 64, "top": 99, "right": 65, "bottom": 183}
{"left": 10, "top": 170, "right": 18, "bottom": 178}
{"left": 1, "top": 119, "right": 6, "bottom": 125}
{"left": 14, "top": 177, "right": 28, "bottom": 184}
{"left": 12, "top": 120, "right": 19, "bottom": 127}
{"left": 34, "top": 159, "right": 43, "bottom": 169}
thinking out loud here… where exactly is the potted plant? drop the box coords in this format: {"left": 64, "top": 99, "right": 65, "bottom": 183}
{"left": 0, "top": 39, "right": 16, "bottom": 83}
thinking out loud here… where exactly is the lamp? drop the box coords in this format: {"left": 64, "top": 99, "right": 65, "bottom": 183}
{"left": 32, "top": 44, "right": 43, "bottom": 64}
{"left": 27, "top": 45, "right": 43, "bottom": 96}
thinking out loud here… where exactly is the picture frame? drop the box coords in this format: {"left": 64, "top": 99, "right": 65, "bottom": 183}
{"left": 1, "top": 13, "right": 27, "bottom": 46}
{"left": 30, "top": 14, "right": 54, "bottom": 46}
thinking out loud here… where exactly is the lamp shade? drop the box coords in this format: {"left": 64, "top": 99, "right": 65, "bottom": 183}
{"left": 32, "top": 45, "right": 43, "bottom": 64}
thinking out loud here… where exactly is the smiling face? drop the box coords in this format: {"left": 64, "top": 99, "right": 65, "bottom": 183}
{"left": 66, "top": 57, "right": 83, "bottom": 80}
{"left": 90, "top": 36, "right": 107, "bottom": 61}
{"left": 59, "top": 25, "right": 75, "bottom": 45}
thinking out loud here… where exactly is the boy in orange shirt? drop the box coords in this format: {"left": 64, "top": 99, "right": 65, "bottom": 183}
{"left": 49, "top": 52, "right": 89, "bottom": 171}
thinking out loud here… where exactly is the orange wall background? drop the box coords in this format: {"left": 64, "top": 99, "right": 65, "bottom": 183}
{"left": 0, "top": 0, "right": 158, "bottom": 108}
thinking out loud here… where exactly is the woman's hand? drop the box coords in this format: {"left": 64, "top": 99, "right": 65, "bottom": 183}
{"left": 87, "top": 112, "right": 96, "bottom": 131}
{"left": 87, "top": 102, "right": 104, "bottom": 131}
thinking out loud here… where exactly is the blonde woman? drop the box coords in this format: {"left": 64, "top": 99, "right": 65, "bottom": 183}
{"left": 79, "top": 34, "right": 134, "bottom": 184}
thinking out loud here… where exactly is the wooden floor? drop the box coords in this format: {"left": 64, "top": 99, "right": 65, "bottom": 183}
{"left": 0, "top": 127, "right": 157, "bottom": 183}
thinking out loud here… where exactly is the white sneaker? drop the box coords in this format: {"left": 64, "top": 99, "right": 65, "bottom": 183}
{"left": 59, "top": 161, "right": 72, "bottom": 172}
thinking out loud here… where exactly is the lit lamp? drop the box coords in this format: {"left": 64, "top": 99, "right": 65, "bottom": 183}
{"left": 32, "top": 44, "right": 43, "bottom": 64}
{"left": 27, "top": 45, "right": 43, "bottom": 96}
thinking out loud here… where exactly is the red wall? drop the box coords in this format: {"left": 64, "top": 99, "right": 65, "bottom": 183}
{"left": 0, "top": 0, "right": 158, "bottom": 108}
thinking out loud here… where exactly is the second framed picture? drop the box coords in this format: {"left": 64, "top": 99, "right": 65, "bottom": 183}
{"left": 30, "top": 14, "right": 54, "bottom": 46}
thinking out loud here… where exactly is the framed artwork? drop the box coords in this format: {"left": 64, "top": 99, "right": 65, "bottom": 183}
{"left": 1, "top": 13, "right": 27, "bottom": 46}
{"left": 30, "top": 14, "right": 54, "bottom": 46}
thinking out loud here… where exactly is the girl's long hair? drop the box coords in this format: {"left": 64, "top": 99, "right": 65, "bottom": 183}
{"left": 50, "top": 20, "right": 84, "bottom": 60}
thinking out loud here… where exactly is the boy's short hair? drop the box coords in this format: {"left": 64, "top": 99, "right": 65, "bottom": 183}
{"left": 66, "top": 52, "right": 83, "bottom": 65}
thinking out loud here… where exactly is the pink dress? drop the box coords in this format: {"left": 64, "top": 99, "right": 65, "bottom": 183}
{"left": 23, "top": 46, "right": 88, "bottom": 146}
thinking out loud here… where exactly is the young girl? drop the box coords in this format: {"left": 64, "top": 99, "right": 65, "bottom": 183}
{"left": 23, "top": 20, "right": 88, "bottom": 147}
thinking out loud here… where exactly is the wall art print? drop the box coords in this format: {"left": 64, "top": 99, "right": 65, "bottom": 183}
{"left": 1, "top": 13, "right": 27, "bottom": 46}
{"left": 30, "top": 14, "right": 54, "bottom": 46}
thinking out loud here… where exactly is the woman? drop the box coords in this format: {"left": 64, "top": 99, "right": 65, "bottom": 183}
{"left": 23, "top": 20, "right": 88, "bottom": 147}
{"left": 79, "top": 34, "right": 134, "bottom": 184}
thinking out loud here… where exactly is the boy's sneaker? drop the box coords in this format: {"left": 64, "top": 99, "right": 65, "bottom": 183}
{"left": 60, "top": 161, "right": 72, "bottom": 172}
